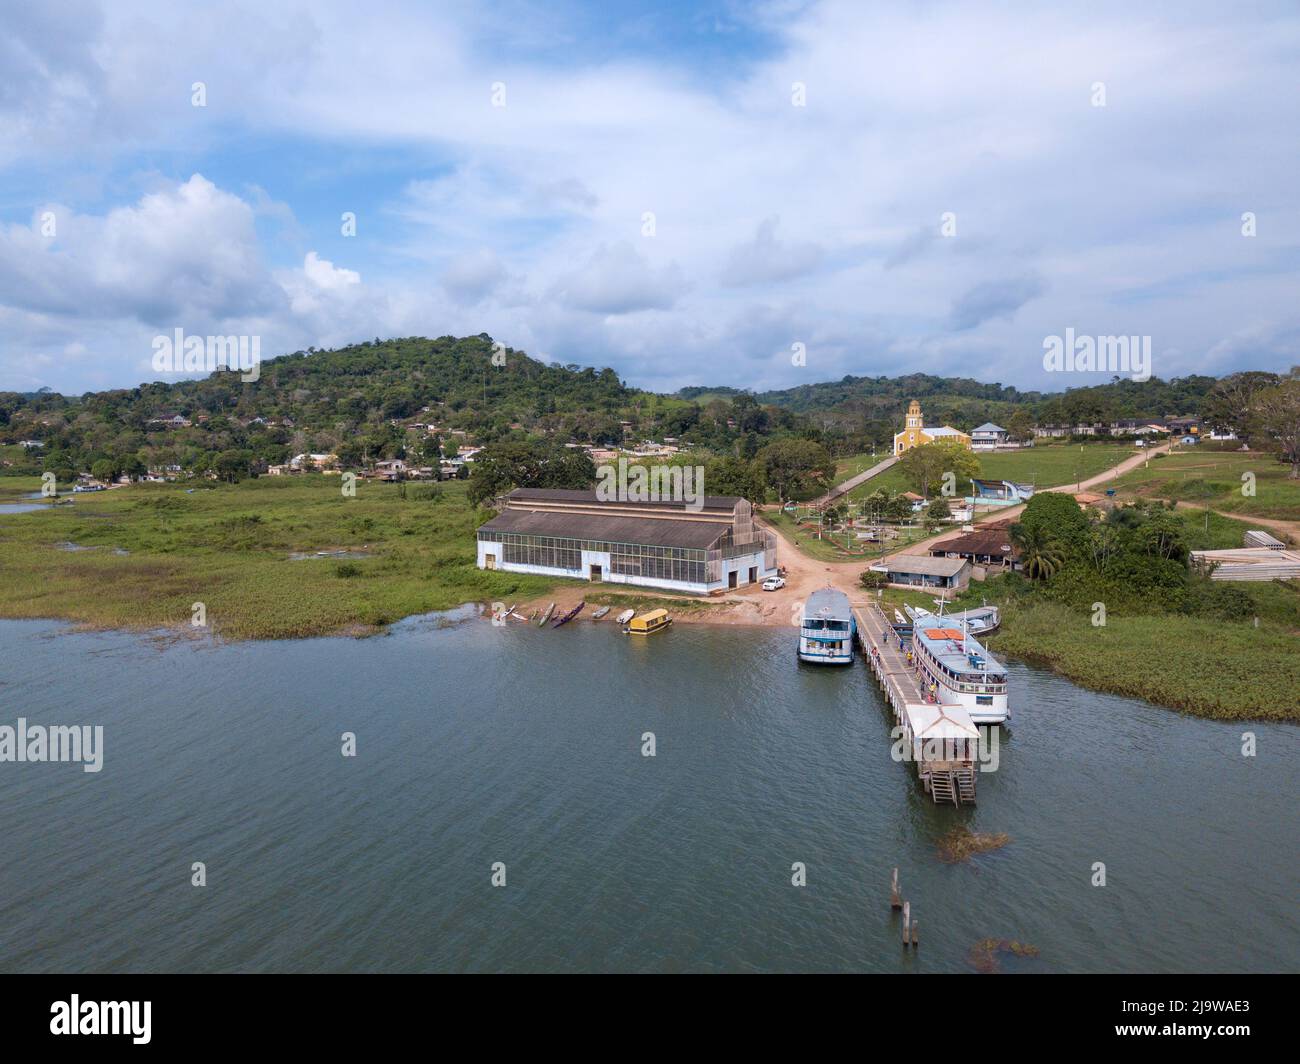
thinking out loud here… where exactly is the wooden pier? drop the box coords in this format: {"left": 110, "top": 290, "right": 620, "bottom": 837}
{"left": 852, "top": 601, "right": 980, "bottom": 805}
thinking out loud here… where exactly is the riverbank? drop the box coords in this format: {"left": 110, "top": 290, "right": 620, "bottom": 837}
{"left": 0, "top": 476, "right": 561, "bottom": 640}
{"left": 984, "top": 599, "right": 1300, "bottom": 722}
{"left": 0, "top": 474, "right": 793, "bottom": 638}
{"left": 3, "top": 473, "right": 1295, "bottom": 722}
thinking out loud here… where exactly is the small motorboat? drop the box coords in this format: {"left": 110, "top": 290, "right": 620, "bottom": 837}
{"left": 551, "top": 601, "right": 585, "bottom": 627}
{"left": 591, "top": 606, "right": 611, "bottom": 620}
{"left": 537, "top": 602, "right": 555, "bottom": 627}
{"left": 614, "top": 608, "right": 635, "bottom": 625}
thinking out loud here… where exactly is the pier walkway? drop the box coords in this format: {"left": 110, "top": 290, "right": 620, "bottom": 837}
{"left": 812, "top": 455, "right": 898, "bottom": 507}
{"left": 851, "top": 600, "right": 979, "bottom": 805}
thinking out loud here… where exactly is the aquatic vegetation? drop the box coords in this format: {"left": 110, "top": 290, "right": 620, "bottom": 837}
{"left": 936, "top": 826, "right": 1010, "bottom": 863}
{"left": 969, "top": 938, "right": 1040, "bottom": 973}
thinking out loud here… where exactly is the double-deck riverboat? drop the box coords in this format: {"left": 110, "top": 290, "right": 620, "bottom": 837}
{"left": 798, "top": 589, "right": 855, "bottom": 665}
{"left": 909, "top": 614, "right": 1009, "bottom": 724}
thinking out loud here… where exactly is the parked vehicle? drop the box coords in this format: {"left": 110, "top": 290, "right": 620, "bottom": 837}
{"left": 762, "top": 577, "right": 786, "bottom": 591}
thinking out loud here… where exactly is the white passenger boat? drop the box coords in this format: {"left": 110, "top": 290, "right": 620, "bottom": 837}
{"left": 798, "top": 588, "right": 855, "bottom": 665}
{"left": 909, "top": 614, "right": 1010, "bottom": 724}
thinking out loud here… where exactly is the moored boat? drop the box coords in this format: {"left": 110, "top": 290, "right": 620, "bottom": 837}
{"left": 614, "top": 608, "right": 635, "bottom": 625}
{"left": 591, "top": 606, "right": 611, "bottom": 620}
{"left": 537, "top": 602, "right": 555, "bottom": 627}
{"left": 909, "top": 614, "right": 1009, "bottom": 724}
{"left": 953, "top": 605, "right": 1000, "bottom": 636}
{"left": 623, "top": 609, "right": 671, "bottom": 636}
{"left": 551, "top": 602, "right": 585, "bottom": 627}
{"left": 798, "top": 588, "right": 855, "bottom": 664}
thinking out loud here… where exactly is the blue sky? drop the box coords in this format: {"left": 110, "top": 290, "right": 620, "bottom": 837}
{"left": 1, "top": 0, "right": 1298, "bottom": 395}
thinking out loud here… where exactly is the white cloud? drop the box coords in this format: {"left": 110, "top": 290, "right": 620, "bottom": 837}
{"left": 550, "top": 242, "right": 687, "bottom": 315}
{"left": 2, "top": 1, "right": 1299, "bottom": 393}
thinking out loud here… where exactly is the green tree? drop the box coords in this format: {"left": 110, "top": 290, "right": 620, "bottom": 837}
{"left": 756, "top": 438, "right": 831, "bottom": 503}
{"left": 214, "top": 450, "right": 253, "bottom": 483}
{"left": 1009, "top": 522, "right": 1065, "bottom": 580}
{"left": 1251, "top": 371, "right": 1300, "bottom": 478}
{"left": 467, "top": 441, "right": 596, "bottom": 506}
{"left": 1005, "top": 409, "right": 1035, "bottom": 443}
{"left": 898, "top": 440, "right": 980, "bottom": 498}
{"left": 926, "top": 496, "right": 953, "bottom": 523}
{"left": 1017, "top": 491, "right": 1091, "bottom": 561}
{"left": 859, "top": 569, "right": 888, "bottom": 590}
{"left": 703, "top": 455, "right": 766, "bottom": 502}
{"left": 1200, "top": 370, "right": 1280, "bottom": 444}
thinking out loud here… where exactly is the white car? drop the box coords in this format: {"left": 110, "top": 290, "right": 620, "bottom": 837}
{"left": 761, "top": 577, "right": 786, "bottom": 591}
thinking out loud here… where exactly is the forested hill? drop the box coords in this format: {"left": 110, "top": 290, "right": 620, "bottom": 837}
{"left": 0, "top": 334, "right": 1255, "bottom": 483}
{"left": 752, "top": 372, "right": 1218, "bottom": 423}
{"left": 2, "top": 334, "right": 645, "bottom": 442}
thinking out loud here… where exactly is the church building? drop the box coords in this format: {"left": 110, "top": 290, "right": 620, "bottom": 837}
{"left": 893, "top": 400, "right": 971, "bottom": 456}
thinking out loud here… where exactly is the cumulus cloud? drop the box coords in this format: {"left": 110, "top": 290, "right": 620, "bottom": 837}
{"left": 0, "top": 174, "right": 280, "bottom": 323}
{"left": 550, "top": 242, "right": 686, "bottom": 314}
{"left": 439, "top": 249, "right": 511, "bottom": 305}
{"left": 719, "top": 218, "right": 823, "bottom": 287}
{"left": 948, "top": 275, "right": 1048, "bottom": 331}
{"left": 2, "top": 1, "right": 1300, "bottom": 393}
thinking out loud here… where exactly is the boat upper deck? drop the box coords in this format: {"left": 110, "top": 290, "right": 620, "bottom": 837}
{"left": 913, "top": 617, "right": 1007, "bottom": 684}
{"left": 802, "top": 588, "right": 854, "bottom": 631}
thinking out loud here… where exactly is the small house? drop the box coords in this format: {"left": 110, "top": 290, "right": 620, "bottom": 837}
{"left": 970, "top": 423, "right": 1008, "bottom": 450}
{"left": 870, "top": 555, "right": 971, "bottom": 592}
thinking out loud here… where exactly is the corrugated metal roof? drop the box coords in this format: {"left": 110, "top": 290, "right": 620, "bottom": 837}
{"left": 507, "top": 487, "right": 741, "bottom": 513}
{"left": 929, "top": 530, "right": 1018, "bottom": 557}
{"left": 478, "top": 507, "right": 731, "bottom": 549}
{"left": 878, "top": 555, "right": 971, "bottom": 577}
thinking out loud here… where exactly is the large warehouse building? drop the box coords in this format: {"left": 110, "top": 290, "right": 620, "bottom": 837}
{"left": 476, "top": 488, "right": 778, "bottom": 594}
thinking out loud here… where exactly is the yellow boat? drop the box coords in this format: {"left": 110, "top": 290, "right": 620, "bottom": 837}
{"left": 623, "top": 608, "right": 672, "bottom": 636}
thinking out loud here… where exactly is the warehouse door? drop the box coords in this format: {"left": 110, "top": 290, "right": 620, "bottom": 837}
{"left": 728, "top": 570, "right": 737, "bottom": 589}
{"left": 590, "top": 564, "right": 602, "bottom": 581}
{"left": 484, "top": 553, "right": 496, "bottom": 569}
{"left": 748, "top": 566, "right": 757, "bottom": 584}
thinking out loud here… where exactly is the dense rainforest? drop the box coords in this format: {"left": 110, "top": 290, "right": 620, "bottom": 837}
{"left": 0, "top": 334, "right": 1263, "bottom": 483}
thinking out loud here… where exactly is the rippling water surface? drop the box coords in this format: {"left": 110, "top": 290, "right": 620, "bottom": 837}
{"left": 0, "top": 613, "right": 1295, "bottom": 972}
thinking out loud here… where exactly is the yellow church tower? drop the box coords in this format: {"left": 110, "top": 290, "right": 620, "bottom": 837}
{"left": 893, "top": 399, "right": 971, "bottom": 455}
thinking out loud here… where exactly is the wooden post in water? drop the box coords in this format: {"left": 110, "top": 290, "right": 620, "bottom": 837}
{"left": 911, "top": 918, "right": 919, "bottom": 949}
{"left": 890, "top": 868, "right": 901, "bottom": 910}
{"left": 902, "top": 901, "right": 910, "bottom": 947}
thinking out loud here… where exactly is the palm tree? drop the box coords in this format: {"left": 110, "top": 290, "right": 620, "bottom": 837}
{"left": 1009, "top": 522, "right": 1065, "bottom": 580}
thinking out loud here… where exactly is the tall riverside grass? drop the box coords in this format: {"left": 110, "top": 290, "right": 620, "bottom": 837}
{"left": 0, "top": 476, "right": 556, "bottom": 640}
{"left": 989, "top": 600, "right": 1300, "bottom": 722}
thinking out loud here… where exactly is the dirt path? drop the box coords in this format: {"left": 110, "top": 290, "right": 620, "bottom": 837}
{"left": 506, "top": 443, "right": 1176, "bottom": 629}
{"left": 1172, "top": 501, "right": 1299, "bottom": 545}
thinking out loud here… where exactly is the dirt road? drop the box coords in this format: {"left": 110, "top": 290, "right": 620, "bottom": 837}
{"left": 507, "top": 443, "right": 1175, "bottom": 629}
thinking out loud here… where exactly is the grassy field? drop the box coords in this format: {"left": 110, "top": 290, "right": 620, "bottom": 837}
{"left": 761, "top": 509, "right": 931, "bottom": 562}
{"left": 840, "top": 442, "right": 1137, "bottom": 502}
{"left": 1105, "top": 449, "right": 1300, "bottom": 522}
{"left": 831, "top": 452, "right": 888, "bottom": 484}
{"left": 986, "top": 599, "right": 1300, "bottom": 721}
{"left": 0, "top": 475, "right": 560, "bottom": 639}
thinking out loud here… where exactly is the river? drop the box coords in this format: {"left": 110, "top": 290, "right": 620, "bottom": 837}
{"left": 0, "top": 612, "right": 1295, "bottom": 972}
